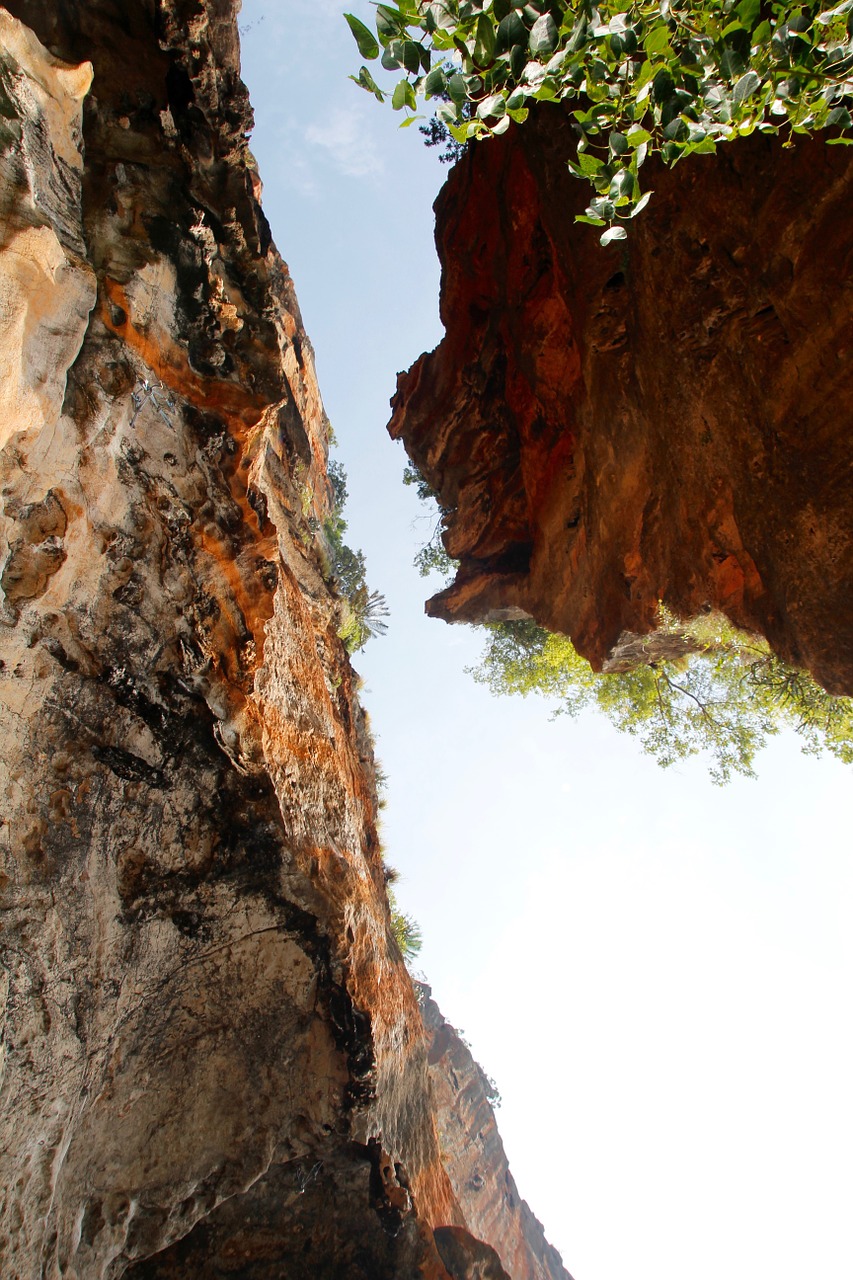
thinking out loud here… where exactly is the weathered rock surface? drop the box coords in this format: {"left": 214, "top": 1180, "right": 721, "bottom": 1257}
{"left": 0, "top": 4, "right": 559, "bottom": 1276}
{"left": 389, "top": 108, "right": 853, "bottom": 694}
{"left": 418, "top": 986, "right": 573, "bottom": 1280}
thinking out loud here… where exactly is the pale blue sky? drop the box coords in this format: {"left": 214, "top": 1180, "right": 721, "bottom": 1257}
{"left": 239, "top": 4, "right": 853, "bottom": 1277}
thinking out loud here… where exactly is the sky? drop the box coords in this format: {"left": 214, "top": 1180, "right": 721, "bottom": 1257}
{"left": 238, "top": 5, "right": 853, "bottom": 1278}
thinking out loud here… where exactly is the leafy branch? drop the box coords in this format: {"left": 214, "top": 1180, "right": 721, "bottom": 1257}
{"left": 346, "top": 0, "right": 853, "bottom": 242}
{"left": 471, "top": 609, "right": 853, "bottom": 783}
{"left": 402, "top": 462, "right": 459, "bottom": 580}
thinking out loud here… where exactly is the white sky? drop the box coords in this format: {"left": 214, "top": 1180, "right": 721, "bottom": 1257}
{"left": 239, "top": 5, "right": 853, "bottom": 1277}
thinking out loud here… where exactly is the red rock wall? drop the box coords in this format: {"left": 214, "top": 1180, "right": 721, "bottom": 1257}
{"left": 389, "top": 107, "right": 853, "bottom": 694}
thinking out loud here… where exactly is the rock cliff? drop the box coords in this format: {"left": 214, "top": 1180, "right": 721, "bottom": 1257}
{"left": 417, "top": 986, "right": 573, "bottom": 1280}
{"left": 0, "top": 4, "right": 560, "bottom": 1276}
{"left": 388, "top": 108, "right": 853, "bottom": 694}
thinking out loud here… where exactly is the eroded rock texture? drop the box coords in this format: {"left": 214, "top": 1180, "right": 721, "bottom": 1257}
{"left": 389, "top": 108, "right": 853, "bottom": 693}
{"left": 418, "top": 986, "right": 573, "bottom": 1280}
{"left": 0, "top": 4, "right": 550, "bottom": 1276}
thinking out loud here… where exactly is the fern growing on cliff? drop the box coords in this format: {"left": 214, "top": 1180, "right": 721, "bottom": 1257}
{"left": 388, "top": 886, "right": 424, "bottom": 962}
{"left": 346, "top": 0, "right": 853, "bottom": 243}
{"left": 322, "top": 459, "right": 390, "bottom": 652}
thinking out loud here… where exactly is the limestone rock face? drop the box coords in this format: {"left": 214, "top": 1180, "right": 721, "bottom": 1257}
{"left": 388, "top": 109, "right": 853, "bottom": 694}
{"left": 0, "top": 4, "right": 558, "bottom": 1276}
{"left": 418, "top": 986, "right": 573, "bottom": 1280}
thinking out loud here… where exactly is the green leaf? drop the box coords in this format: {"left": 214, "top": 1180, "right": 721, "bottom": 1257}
{"left": 424, "top": 66, "right": 447, "bottom": 96}
{"left": 589, "top": 197, "right": 616, "bottom": 219}
{"left": 601, "top": 225, "right": 628, "bottom": 244}
{"left": 349, "top": 66, "right": 385, "bottom": 102}
{"left": 533, "top": 77, "right": 560, "bottom": 101}
{"left": 575, "top": 214, "right": 607, "bottom": 226}
{"left": 447, "top": 72, "right": 468, "bottom": 104}
{"left": 344, "top": 13, "right": 380, "bottom": 60}
{"left": 733, "top": 70, "right": 762, "bottom": 105}
{"left": 653, "top": 69, "right": 676, "bottom": 103}
{"left": 391, "top": 78, "right": 412, "bottom": 110}
{"left": 629, "top": 190, "right": 653, "bottom": 217}
{"left": 643, "top": 25, "right": 673, "bottom": 56}
{"left": 424, "top": 0, "right": 457, "bottom": 33}
{"left": 635, "top": 59, "right": 655, "bottom": 90}
{"left": 609, "top": 131, "right": 629, "bottom": 155}
{"left": 510, "top": 42, "right": 527, "bottom": 79}
{"left": 545, "top": 48, "right": 570, "bottom": 76}
{"left": 402, "top": 39, "right": 422, "bottom": 74}
{"left": 477, "top": 93, "right": 507, "bottom": 119}
{"left": 609, "top": 168, "right": 635, "bottom": 198}
{"left": 627, "top": 126, "right": 652, "bottom": 146}
{"left": 376, "top": 5, "right": 406, "bottom": 39}
{"left": 474, "top": 13, "right": 497, "bottom": 64}
{"left": 576, "top": 150, "right": 605, "bottom": 173}
{"left": 734, "top": 0, "right": 761, "bottom": 30}
{"left": 497, "top": 11, "right": 528, "bottom": 53}
{"left": 720, "top": 45, "right": 747, "bottom": 78}
{"left": 529, "top": 13, "right": 559, "bottom": 56}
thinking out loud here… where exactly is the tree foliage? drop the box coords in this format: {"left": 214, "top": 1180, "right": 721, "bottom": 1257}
{"left": 347, "top": 0, "right": 853, "bottom": 242}
{"left": 471, "top": 611, "right": 853, "bottom": 783}
{"left": 403, "top": 462, "right": 459, "bottom": 579}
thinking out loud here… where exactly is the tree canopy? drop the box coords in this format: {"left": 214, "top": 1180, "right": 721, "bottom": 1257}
{"left": 347, "top": 0, "right": 853, "bottom": 242}
{"left": 471, "top": 611, "right": 853, "bottom": 783}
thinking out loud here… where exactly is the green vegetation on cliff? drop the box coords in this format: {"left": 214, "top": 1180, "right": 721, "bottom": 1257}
{"left": 323, "top": 459, "right": 390, "bottom": 652}
{"left": 347, "top": 0, "right": 853, "bottom": 241}
{"left": 472, "top": 611, "right": 853, "bottom": 783}
{"left": 389, "top": 890, "right": 425, "bottom": 961}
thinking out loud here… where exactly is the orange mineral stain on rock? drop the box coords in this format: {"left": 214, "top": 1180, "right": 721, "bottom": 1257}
{"left": 101, "top": 277, "right": 265, "bottom": 426}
